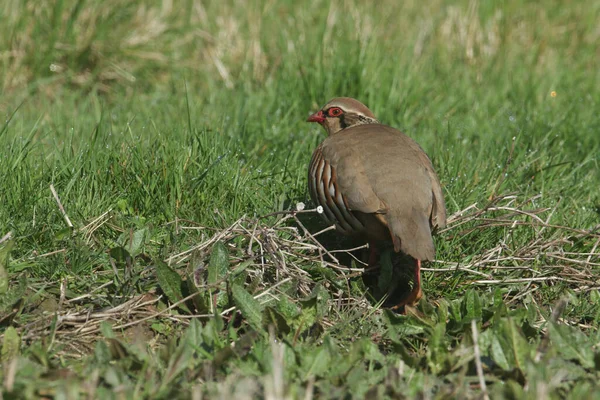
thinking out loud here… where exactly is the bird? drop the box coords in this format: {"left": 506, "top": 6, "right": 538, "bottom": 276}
{"left": 306, "top": 97, "right": 446, "bottom": 311}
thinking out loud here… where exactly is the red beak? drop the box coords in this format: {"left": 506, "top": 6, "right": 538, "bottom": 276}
{"left": 307, "top": 110, "right": 325, "bottom": 124}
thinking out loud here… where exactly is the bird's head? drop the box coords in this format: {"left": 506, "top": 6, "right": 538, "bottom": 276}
{"left": 307, "top": 97, "right": 379, "bottom": 136}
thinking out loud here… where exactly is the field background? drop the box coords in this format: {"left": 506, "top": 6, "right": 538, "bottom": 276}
{"left": 1, "top": 0, "right": 600, "bottom": 398}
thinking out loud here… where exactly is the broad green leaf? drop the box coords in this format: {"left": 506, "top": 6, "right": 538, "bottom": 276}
{"left": 155, "top": 260, "right": 190, "bottom": 313}
{"left": 0, "top": 240, "right": 13, "bottom": 294}
{"left": 427, "top": 321, "right": 448, "bottom": 374}
{"left": 54, "top": 227, "right": 72, "bottom": 241}
{"left": 109, "top": 246, "right": 131, "bottom": 263}
{"left": 493, "top": 288, "right": 505, "bottom": 309}
{"left": 489, "top": 333, "right": 510, "bottom": 370}
{"left": 185, "top": 318, "right": 204, "bottom": 347}
{"left": 435, "top": 299, "right": 449, "bottom": 325}
{"left": 549, "top": 322, "right": 594, "bottom": 368}
{"left": 94, "top": 340, "right": 112, "bottom": 364}
{"left": 208, "top": 241, "right": 229, "bottom": 285}
{"left": 0, "top": 275, "right": 26, "bottom": 314}
{"left": 464, "top": 289, "right": 482, "bottom": 321}
{"left": 295, "top": 284, "right": 330, "bottom": 332}
{"left": 489, "top": 317, "right": 530, "bottom": 371}
{"left": 590, "top": 289, "right": 600, "bottom": 305}
{"left": 127, "top": 228, "right": 147, "bottom": 256}
{"left": 571, "top": 381, "right": 594, "bottom": 398}
{"left": 503, "top": 318, "right": 531, "bottom": 370}
{"left": 201, "top": 314, "right": 226, "bottom": 350}
{"left": 212, "top": 311, "right": 225, "bottom": 332}
{"left": 1, "top": 326, "right": 20, "bottom": 361}
{"left": 301, "top": 283, "right": 330, "bottom": 320}
{"left": 301, "top": 345, "right": 331, "bottom": 379}
{"left": 357, "top": 338, "right": 385, "bottom": 364}
{"left": 449, "top": 299, "right": 463, "bottom": 323}
{"left": 200, "top": 316, "right": 225, "bottom": 348}
{"left": 151, "top": 322, "right": 169, "bottom": 335}
{"left": 232, "top": 283, "right": 263, "bottom": 331}
{"left": 276, "top": 295, "right": 301, "bottom": 320}
{"left": 297, "top": 301, "right": 317, "bottom": 330}
{"left": 116, "top": 198, "right": 129, "bottom": 213}
{"left": 185, "top": 273, "right": 209, "bottom": 314}
{"left": 161, "top": 338, "right": 193, "bottom": 388}
{"left": 263, "top": 306, "right": 291, "bottom": 334}
{"left": 100, "top": 321, "right": 116, "bottom": 339}
{"left": 346, "top": 364, "right": 369, "bottom": 396}
{"left": 383, "top": 309, "right": 427, "bottom": 340}
{"left": 232, "top": 259, "right": 253, "bottom": 276}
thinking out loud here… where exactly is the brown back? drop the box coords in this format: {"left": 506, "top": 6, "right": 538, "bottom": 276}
{"left": 320, "top": 124, "right": 446, "bottom": 260}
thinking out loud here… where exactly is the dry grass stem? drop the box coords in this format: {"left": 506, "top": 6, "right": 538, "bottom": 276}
{"left": 4, "top": 193, "right": 599, "bottom": 357}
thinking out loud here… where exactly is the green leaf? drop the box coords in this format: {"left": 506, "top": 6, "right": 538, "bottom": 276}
{"left": 200, "top": 317, "right": 224, "bottom": 348}
{"left": 0, "top": 275, "right": 26, "bottom": 314}
{"left": 503, "top": 318, "right": 531, "bottom": 370}
{"left": 185, "top": 318, "right": 204, "bottom": 347}
{"left": 94, "top": 340, "right": 112, "bottom": 364}
{"left": 185, "top": 273, "right": 209, "bottom": 314}
{"left": 155, "top": 260, "right": 190, "bottom": 313}
{"left": 0, "top": 240, "right": 14, "bottom": 295}
{"left": 161, "top": 338, "right": 193, "bottom": 388}
{"left": 435, "top": 299, "right": 449, "bottom": 325}
{"left": 383, "top": 309, "right": 429, "bottom": 340}
{"left": 116, "top": 198, "right": 129, "bottom": 213}
{"left": 427, "top": 321, "right": 449, "bottom": 374}
{"left": 263, "top": 306, "right": 291, "bottom": 334}
{"left": 301, "top": 283, "right": 330, "bottom": 320}
{"left": 208, "top": 241, "right": 229, "bottom": 285}
{"left": 276, "top": 296, "right": 301, "bottom": 320}
{"left": 489, "top": 333, "right": 510, "bottom": 370}
{"left": 100, "top": 321, "right": 116, "bottom": 339}
{"left": 151, "top": 322, "right": 169, "bottom": 335}
{"left": 489, "top": 317, "right": 530, "bottom": 371}
{"left": 464, "top": 289, "right": 482, "bottom": 321}
{"left": 590, "top": 289, "right": 600, "bottom": 305}
{"left": 109, "top": 247, "right": 131, "bottom": 263}
{"left": 54, "top": 227, "right": 72, "bottom": 241}
{"left": 357, "top": 338, "right": 385, "bottom": 364}
{"left": 232, "top": 259, "right": 253, "bottom": 276}
{"left": 295, "top": 284, "right": 330, "bottom": 332}
{"left": 549, "top": 322, "right": 594, "bottom": 368}
{"left": 127, "top": 228, "right": 148, "bottom": 256}
{"left": 301, "top": 344, "right": 331, "bottom": 379}
{"left": 1, "top": 326, "right": 20, "bottom": 361}
{"left": 231, "top": 283, "right": 263, "bottom": 331}
{"left": 449, "top": 299, "right": 463, "bottom": 323}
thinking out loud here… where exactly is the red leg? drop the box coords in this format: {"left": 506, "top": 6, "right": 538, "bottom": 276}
{"left": 392, "top": 259, "right": 423, "bottom": 313}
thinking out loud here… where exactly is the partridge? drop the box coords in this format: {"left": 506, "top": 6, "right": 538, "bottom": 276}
{"left": 307, "top": 97, "right": 446, "bottom": 310}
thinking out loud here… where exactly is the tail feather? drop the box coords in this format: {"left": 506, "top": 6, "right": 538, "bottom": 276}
{"left": 385, "top": 208, "right": 435, "bottom": 261}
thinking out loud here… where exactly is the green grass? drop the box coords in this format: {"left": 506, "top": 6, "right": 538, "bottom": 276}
{"left": 1, "top": 0, "right": 600, "bottom": 398}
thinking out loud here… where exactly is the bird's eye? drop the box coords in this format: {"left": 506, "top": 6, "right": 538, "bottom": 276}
{"left": 328, "top": 107, "right": 343, "bottom": 117}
